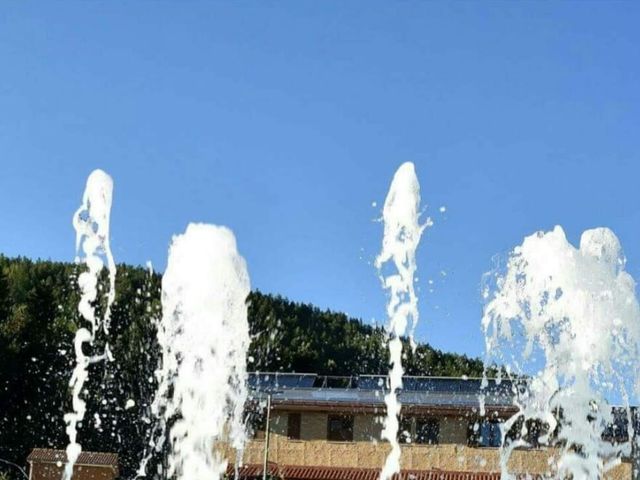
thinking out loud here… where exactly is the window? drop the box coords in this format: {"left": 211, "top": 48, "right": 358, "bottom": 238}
{"left": 603, "top": 409, "right": 630, "bottom": 444}
{"left": 415, "top": 418, "right": 439, "bottom": 445}
{"left": 523, "top": 419, "right": 545, "bottom": 447}
{"left": 288, "top": 412, "right": 301, "bottom": 440}
{"left": 468, "top": 420, "right": 480, "bottom": 446}
{"left": 479, "top": 420, "right": 501, "bottom": 447}
{"left": 249, "top": 412, "right": 266, "bottom": 440}
{"left": 327, "top": 414, "right": 354, "bottom": 441}
{"left": 398, "top": 416, "right": 413, "bottom": 444}
{"left": 468, "top": 419, "right": 501, "bottom": 447}
{"left": 504, "top": 416, "right": 551, "bottom": 448}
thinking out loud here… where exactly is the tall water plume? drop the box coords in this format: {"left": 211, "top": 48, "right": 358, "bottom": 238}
{"left": 64, "top": 169, "right": 117, "bottom": 479}
{"left": 482, "top": 226, "right": 640, "bottom": 479}
{"left": 377, "top": 162, "right": 426, "bottom": 480}
{"left": 142, "top": 223, "right": 250, "bottom": 480}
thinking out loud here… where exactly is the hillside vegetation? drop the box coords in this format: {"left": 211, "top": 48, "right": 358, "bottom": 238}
{"left": 0, "top": 255, "right": 483, "bottom": 478}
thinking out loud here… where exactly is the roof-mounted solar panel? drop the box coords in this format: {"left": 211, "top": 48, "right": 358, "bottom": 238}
{"left": 357, "top": 376, "right": 386, "bottom": 390}
{"left": 275, "top": 373, "right": 317, "bottom": 388}
{"left": 247, "top": 372, "right": 317, "bottom": 390}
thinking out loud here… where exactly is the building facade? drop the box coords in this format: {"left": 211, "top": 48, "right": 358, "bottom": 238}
{"left": 25, "top": 373, "right": 634, "bottom": 480}
{"left": 27, "top": 449, "right": 119, "bottom": 480}
{"left": 226, "top": 373, "right": 634, "bottom": 480}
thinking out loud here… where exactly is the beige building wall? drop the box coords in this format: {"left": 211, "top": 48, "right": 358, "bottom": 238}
{"left": 30, "top": 463, "right": 118, "bottom": 480}
{"left": 233, "top": 437, "right": 631, "bottom": 480}
{"left": 271, "top": 412, "right": 468, "bottom": 444}
{"left": 228, "top": 410, "right": 632, "bottom": 480}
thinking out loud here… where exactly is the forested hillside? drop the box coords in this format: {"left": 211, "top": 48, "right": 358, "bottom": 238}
{"left": 0, "top": 255, "right": 483, "bottom": 478}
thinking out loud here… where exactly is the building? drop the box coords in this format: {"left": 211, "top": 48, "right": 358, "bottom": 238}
{"left": 27, "top": 449, "right": 118, "bottom": 480}
{"left": 226, "top": 372, "right": 634, "bottom": 480}
{"left": 24, "top": 373, "right": 634, "bottom": 480}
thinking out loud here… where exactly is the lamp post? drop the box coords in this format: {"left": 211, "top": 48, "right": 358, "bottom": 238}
{"left": 262, "top": 389, "right": 282, "bottom": 480}
{"left": 262, "top": 392, "right": 272, "bottom": 480}
{"left": 633, "top": 407, "right": 640, "bottom": 480}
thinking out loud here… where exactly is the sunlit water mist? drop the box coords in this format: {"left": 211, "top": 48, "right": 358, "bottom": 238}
{"left": 64, "top": 169, "right": 117, "bottom": 479}
{"left": 139, "top": 223, "right": 251, "bottom": 480}
{"left": 376, "top": 162, "right": 427, "bottom": 480}
{"left": 482, "top": 226, "right": 640, "bottom": 479}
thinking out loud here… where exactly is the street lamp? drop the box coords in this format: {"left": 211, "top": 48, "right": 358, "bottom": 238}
{"left": 262, "top": 389, "right": 282, "bottom": 480}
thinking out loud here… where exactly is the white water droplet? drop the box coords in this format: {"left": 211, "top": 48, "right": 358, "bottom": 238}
{"left": 140, "top": 223, "right": 251, "bottom": 480}
{"left": 483, "top": 226, "right": 640, "bottom": 478}
{"left": 376, "top": 163, "right": 426, "bottom": 480}
{"left": 64, "top": 169, "right": 117, "bottom": 480}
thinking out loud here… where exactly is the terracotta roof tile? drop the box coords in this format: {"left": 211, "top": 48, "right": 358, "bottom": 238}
{"left": 27, "top": 448, "right": 118, "bottom": 467}
{"left": 281, "top": 466, "right": 461, "bottom": 480}
{"left": 228, "top": 464, "right": 540, "bottom": 480}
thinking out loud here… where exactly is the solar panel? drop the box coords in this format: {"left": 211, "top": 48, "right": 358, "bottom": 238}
{"left": 275, "top": 373, "right": 317, "bottom": 388}
{"left": 247, "top": 372, "right": 514, "bottom": 399}
{"left": 357, "top": 376, "right": 386, "bottom": 390}
{"left": 247, "top": 373, "right": 316, "bottom": 390}
{"left": 247, "top": 373, "right": 276, "bottom": 389}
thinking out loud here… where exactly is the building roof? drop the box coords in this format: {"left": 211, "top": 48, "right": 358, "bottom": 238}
{"left": 232, "top": 462, "right": 280, "bottom": 478}
{"left": 281, "top": 466, "right": 502, "bottom": 480}
{"left": 248, "top": 373, "right": 516, "bottom": 413}
{"left": 27, "top": 449, "right": 118, "bottom": 467}
{"left": 249, "top": 373, "right": 515, "bottom": 393}
{"left": 229, "top": 464, "right": 535, "bottom": 480}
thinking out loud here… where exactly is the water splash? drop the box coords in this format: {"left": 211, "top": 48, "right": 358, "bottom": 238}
{"left": 482, "top": 225, "right": 640, "bottom": 479}
{"left": 141, "top": 223, "right": 250, "bottom": 480}
{"left": 64, "top": 169, "right": 117, "bottom": 479}
{"left": 376, "top": 162, "right": 426, "bottom": 480}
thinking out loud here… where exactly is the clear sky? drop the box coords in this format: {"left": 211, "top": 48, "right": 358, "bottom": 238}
{"left": 1, "top": 2, "right": 639, "bottom": 361}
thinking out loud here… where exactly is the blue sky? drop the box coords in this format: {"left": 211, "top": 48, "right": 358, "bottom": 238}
{"left": 1, "top": 2, "right": 639, "bottom": 361}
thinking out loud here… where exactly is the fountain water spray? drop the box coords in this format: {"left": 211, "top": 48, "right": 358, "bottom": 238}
{"left": 482, "top": 226, "right": 640, "bottom": 479}
{"left": 64, "top": 169, "right": 117, "bottom": 479}
{"left": 377, "top": 162, "right": 426, "bottom": 480}
{"left": 141, "top": 223, "right": 250, "bottom": 480}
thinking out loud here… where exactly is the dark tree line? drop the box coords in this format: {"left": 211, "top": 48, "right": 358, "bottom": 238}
{"left": 248, "top": 292, "right": 484, "bottom": 378}
{"left": 0, "top": 255, "right": 484, "bottom": 479}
